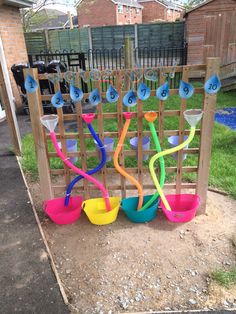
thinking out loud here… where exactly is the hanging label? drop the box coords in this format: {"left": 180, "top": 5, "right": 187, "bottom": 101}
{"left": 51, "top": 91, "right": 64, "bottom": 108}
{"left": 24, "top": 74, "right": 38, "bottom": 93}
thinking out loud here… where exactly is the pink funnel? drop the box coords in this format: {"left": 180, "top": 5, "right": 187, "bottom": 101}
{"left": 160, "top": 194, "right": 200, "bottom": 223}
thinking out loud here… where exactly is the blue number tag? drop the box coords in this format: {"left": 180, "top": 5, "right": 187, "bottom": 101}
{"left": 204, "top": 74, "right": 221, "bottom": 94}
{"left": 144, "top": 68, "right": 158, "bottom": 82}
{"left": 123, "top": 90, "right": 137, "bottom": 107}
{"left": 24, "top": 74, "right": 38, "bottom": 93}
{"left": 156, "top": 81, "right": 169, "bottom": 101}
{"left": 106, "top": 85, "right": 119, "bottom": 103}
{"left": 179, "top": 80, "right": 194, "bottom": 99}
{"left": 137, "top": 82, "right": 150, "bottom": 101}
{"left": 89, "top": 88, "right": 101, "bottom": 106}
{"left": 51, "top": 91, "right": 64, "bottom": 108}
{"left": 70, "top": 85, "right": 83, "bottom": 102}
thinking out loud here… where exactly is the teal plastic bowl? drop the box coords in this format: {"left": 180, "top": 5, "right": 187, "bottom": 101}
{"left": 121, "top": 194, "right": 159, "bottom": 223}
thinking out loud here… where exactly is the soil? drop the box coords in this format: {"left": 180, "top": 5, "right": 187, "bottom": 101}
{"left": 27, "top": 176, "right": 236, "bottom": 314}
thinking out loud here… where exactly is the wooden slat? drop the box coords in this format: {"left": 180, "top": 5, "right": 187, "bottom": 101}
{"left": 158, "top": 73, "right": 165, "bottom": 145}
{"left": 75, "top": 72, "right": 89, "bottom": 198}
{"left": 116, "top": 72, "right": 126, "bottom": 198}
{"left": 137, "top": 96, "right": 143, "bottom": 188}
{"left": 45, "top": 129, "right": 201, "bottom": 140}
{"left": 95, "top": 80, "right": 107, "bottom": 189}
{"left": 197, "top": 57, "right": 220, "bottom": 214}
{"left": 23, "top": 68, "right": 53, "bottom": 200}
{"left": 54, "top": 81, "right": 71, "bottom": 187}
{"left": 176, "top": 66, "right": 189, "bottom": 194}
{"left": 52, "top": 182, "right": 197, "bottom": 193}
{"left": 40, "top": 87, "right": 205, "bottom": 101}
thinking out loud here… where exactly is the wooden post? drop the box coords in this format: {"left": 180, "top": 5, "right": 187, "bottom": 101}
{"left": 124, "top": 37, "right": 134, "bottom": 91}
{"left": 67, "top": 11, "right": 74, "bottom": 30}
{"left": 124, "top": 37, "right": 134, "bottom": 69}
{"left": 134, "top": 24, "right": 138, "bottom": 63}
{"left": 0, "top": 36, "right": 21, "bottom": 155}
{"left": 24, "top": 68, "right": 53, "bottom": 200}
{"left": 44, "top": 30, "right": 50, "bottom": 51}
{"left": 88, "top": 26, "right": 93, "bottom": 50}
{"left": 196, "top": 57, "right": 220, "bottom": 214}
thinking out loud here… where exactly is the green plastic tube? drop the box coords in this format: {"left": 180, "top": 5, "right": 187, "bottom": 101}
{"left": 140, "top": 121, "right": 165, "bottom": 211}
{"left": 149, "top": 127, "right": 196, "bottom": 211}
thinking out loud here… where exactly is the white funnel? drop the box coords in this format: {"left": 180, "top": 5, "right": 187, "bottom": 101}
{"left": 40, "top": 115, "right": 58, "bottom": 131}
{"left": 184, "top": 109, "right": 203, "bottom": 127}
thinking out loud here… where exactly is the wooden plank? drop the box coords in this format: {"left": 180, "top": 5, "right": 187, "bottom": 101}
{"left": 137, "top": 96, "right": 143, "bottom": 188}
{"left": 23, "top": 68, "right": 53, "bottom": 200}
{"left": 45, "top": 129, "right": 201, "bottom": 140}
{"left": 52, "top": 182, "right": 197, "bottom": 193}
{"left": 54, "top": 81, "right": 71, "bottom": 187}
{"left": 95, "top": 79, "right": 107, "bottom": 189}
{"left": 158, "top": 73, "right": 165, "bottom": 145}
{"left": 75, "top": 72, "right": 89, "bottom": 198}
{"left": 48, "top": 147, "right": 199, "bottom": 158}
{"left": 116, "top": 71, "right": 126, "bottom": 198}
{"left": 196, "top": 57, "right": 220, "bottom": 214}
{"left": 176, "top": 66, "right": 189, "bottom": 194}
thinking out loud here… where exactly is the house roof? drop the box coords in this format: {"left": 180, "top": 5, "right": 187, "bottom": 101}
{"left": 3, "top": 0, "right": 34, "bottom": 7}
{"left": 138, "top": 0, "right": 183, "bottom": 11}
{"left": 183, "top": 0, "right": 216, "bottom": 17}
{"left": 76, "top": 0, "right": 143, "bottom": 8}
{"left": 112, "top": 0, "right": 143, "bottom": 8}
{"left": 31, "top": 14, "right": 78, "bottom": 31}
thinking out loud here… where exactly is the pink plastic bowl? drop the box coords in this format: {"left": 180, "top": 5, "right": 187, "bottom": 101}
{"left": 43, "top": 196, "right": 83, "bottom": 225}
{"left": 160, "top": 194, "right": 200, "bottom": 223}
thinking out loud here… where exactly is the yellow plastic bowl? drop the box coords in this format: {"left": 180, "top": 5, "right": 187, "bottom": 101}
{"left": 83, "top": 197, "right": 121, "bottom": 225}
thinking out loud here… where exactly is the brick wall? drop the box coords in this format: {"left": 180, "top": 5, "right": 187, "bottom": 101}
{"left": 0, "top": 5, "right": 28, "bottom": 107}
{"left": 141, "top": 1, "right": 166, "bottom": 22}
{"left": 166, "top": 9, "right": 181, "bottom": 22}
{"left": 78, "top": 0, "right": 116, "bottom": 27}
{"left": 78, "top": 0, "right": 142, "bottom": 27}
{"left": 116, "top": 5, "right": 142, "bottom": 25}
{"left": 141, "top": 1, "right": 181, "bottom": 23}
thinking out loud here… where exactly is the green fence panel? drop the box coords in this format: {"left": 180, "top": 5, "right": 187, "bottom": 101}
{"left": 24, "top": 21, "right": 185, "bottom": 53}
{"left": 24, "top": 32, "right": 46, "bottom": 53}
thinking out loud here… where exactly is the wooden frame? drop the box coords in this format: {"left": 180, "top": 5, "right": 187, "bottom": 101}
{"left": 25, "top": 58, "right": 220, "bottom": 214}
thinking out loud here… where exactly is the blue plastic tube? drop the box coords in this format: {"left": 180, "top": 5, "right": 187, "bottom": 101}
{"left": 64, "top": 123, "right": 106, "bottom": 206}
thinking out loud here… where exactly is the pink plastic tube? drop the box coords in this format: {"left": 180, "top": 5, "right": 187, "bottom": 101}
{"left": 50, "top": 131, "right": 111, "bottom": 211}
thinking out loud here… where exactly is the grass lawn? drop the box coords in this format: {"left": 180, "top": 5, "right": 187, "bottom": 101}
{"left": 211, "top": 267, "right": 236, "bottom": 288}
{"left": 21, "top": 89, "right": 236, "bottom": 198}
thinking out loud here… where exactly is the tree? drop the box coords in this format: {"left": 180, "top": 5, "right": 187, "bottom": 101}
{"left": 184, "top": 0, "right": 206, "bottom": 10}
{"left": 21, "top": 0, "right": 75, "bottom": 32}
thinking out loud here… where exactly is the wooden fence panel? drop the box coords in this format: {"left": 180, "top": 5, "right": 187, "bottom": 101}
{"left": 26, "top": 59, "right": 219, "bottom": 214}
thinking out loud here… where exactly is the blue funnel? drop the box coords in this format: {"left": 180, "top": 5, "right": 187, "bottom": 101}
{"left": 121, "top": 194, "right": 159, "bottom": 223}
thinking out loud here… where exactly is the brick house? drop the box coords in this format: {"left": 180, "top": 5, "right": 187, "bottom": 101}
{"left": 138, "top": 0, "right": 183, "bottom": 22}
{"left": 0, "top": 0, "right": 33, "bottom": 107}
{"left": 77, "top": 0, "right": 143, "bottom": 27}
